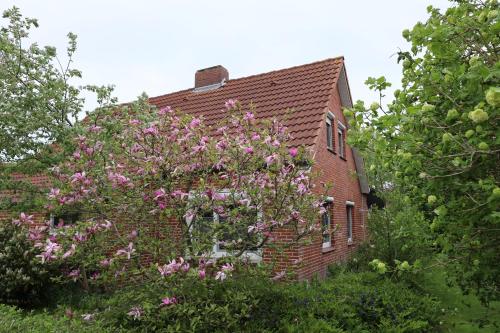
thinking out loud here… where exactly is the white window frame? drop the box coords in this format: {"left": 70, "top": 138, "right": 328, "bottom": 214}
{"left": 326, "top": 112, "right": 335, "bottom": 150}
{"left": 346, "top": 201, "right": 355, "bottom": 244}
{"left": 338, "top": 121, "right": 346, "bottom": 158}
{"left": 186, "top": 190, "right": 262, "bottom": 263}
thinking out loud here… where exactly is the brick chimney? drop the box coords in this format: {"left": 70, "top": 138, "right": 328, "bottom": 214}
{"left": 195, "top": 65, "right": 229, "bottom": 88}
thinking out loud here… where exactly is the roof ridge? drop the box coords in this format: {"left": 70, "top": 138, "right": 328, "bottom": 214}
{"left": 149, "top": 56, "right": 344, "bottom": 101}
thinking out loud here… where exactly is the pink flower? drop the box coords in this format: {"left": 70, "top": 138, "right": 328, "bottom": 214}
{"left": 224, "top": 99, "right": 237, "bottom": 110}
{"left": 72, "top": 151, "right": 81, "bottom": 160}
{"left": 189, "top": 118, "right": 201, "bottom": 129}
{"left": 158, "top": 106, "right": 173, "bottom": 115}
{"left": 265, "top": 153, "right": 278, "bottom": 166}
{"left": 12, "top": 212, "right": 34, "bottom": 226}
{"left": 272, "top": 270, "right": 286, "bottom": 281}
{"left": 68, "top": 269, "right": 80, "bottom": 282}
{"left": 100, "top": 258, "right": 113, "bottom": 267}
{"left": 289, "top": 147, "right": 298, "bottom": 158}
{"left": 143, "top": 125, "right": 159, "bottom": 136}
{"left": 129, "top": 119, "right": 141, "bottom": 126}
{"left": 215, "top": 263, "right": 234, "bottom": 281}
{"left": 198, "top": 269, "right": 206, "bottom": 280}
{"left": 62, "top": 244, "right": 77, "bottom": 259}
{"left": 116, "top": 242, "right": 136, "bottom": 260}
{"left": 244, "top": 112, "right": 255, "bottom": 121}
{"left": 88, "top": 125, "right": 102, "bottom": 133}
{"left": 48, "top": 188, "right": 60, "bottom": 200}
{"left": 127, "top": 306, "right": 143, "bottom": 320}
{"left": 251, "top": 133, "right": 261, "bottom": 141}
{"left": 244, "top": 146, "right": 254, "bottom": 154}
{"left": 160, "top": 297, "right": 177, "bottom": 306}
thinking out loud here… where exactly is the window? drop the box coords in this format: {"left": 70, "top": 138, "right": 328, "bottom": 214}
{"left": 321, "top": 205, "right": 332, "bottom": 248}
{"left": 338, "top": 122, "right": 346, "bottom": 159}
{"left": 187, "top": 191, "right": 262, "bottom": 262}
{"left": 216, "top": 205, "right": 260, "bottom": 252}
{"left": 50, "top": 211, "right": 81, "bottom": 228}
{"left": 326, "top": 112, "right": 335, "bottom": 151}
{"left": 346, "top": 201, "right": 354, "bottom": 243}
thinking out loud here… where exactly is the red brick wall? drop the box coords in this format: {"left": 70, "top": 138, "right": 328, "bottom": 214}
{"left": 295, "top": 85, "right": 368, "bottom": 280}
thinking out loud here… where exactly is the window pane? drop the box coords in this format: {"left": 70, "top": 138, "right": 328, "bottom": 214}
{"left": 218, "top": 206, "right": 260, "bottom": 251}
{"left": 322, "top": 211, "right": 331, "bottom": 244}
{"left": 346, "top": 206, "right": 353, "bottom": 239}
{"left": 326, "top": 123, "right": 332, "bottom": 148}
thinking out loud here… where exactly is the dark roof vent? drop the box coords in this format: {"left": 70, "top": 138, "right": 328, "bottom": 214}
{"left": 194, "top": 65, "right": 228, "bottom": 92}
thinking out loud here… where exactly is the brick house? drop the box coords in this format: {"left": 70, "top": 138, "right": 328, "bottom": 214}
{"left": 147, "top": 57, "right": 370, "bottom": 279}
{"left": 0, "top": 57, "right": 369, "bottom": 279}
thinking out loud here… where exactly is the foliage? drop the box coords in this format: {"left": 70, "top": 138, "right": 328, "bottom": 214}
{"left": 348, "top": 190, "right": 433, "bottom": 281}
{"left": 0, "top": 218, "right": 56, "bottom": 306}
{"left": 280, "top": 271, "right": 440, "bottom": 333}
{"left": 0, "top": 304, "right": 116, "bottom": 333}
{"left": 0, "top": 7, "right": 115, "bottom": 212}
{"left": 347, "top": 0, "right": 500, "bottom": 302}
{"left": 17, "top": 97, "right": 324, "bottom": 290}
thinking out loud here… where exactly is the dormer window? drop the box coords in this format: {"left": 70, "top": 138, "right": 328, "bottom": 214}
{"left": 326, "top": 112, "right": 335, "bottom": 152}
{"left": 338, "top": 121, "right": 346, "bottom": 159}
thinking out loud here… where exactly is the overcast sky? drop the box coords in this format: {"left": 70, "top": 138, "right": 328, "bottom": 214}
{"left": 2, "top": 0, "right": 451, "bottom": 111}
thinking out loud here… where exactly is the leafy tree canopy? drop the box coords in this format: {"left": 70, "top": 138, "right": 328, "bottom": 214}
{"left": 347, "top": 0, "right": 499, "bottom": 303}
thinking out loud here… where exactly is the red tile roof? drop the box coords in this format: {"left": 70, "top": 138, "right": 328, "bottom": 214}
{"left": 149, "top": 57, "right": 344, "bottom": 147}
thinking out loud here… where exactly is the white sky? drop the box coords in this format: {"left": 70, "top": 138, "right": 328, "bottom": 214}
{"left": 2, "top": 0, "right": 450, "bottom": 111}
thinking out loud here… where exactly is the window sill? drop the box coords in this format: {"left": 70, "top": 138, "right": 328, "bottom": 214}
{"left": 322, "top": 246, "right": 335, "bottom": 254}
{"left": 327, "top": 148, "right": 336, "bottom": 154}
{"left": 339, "top": 155, "right": 347, "bottom": 161}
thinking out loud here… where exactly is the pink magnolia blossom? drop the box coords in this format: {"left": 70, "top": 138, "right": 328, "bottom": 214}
{"left": 116, "top": 242, "right": 136, "bottom": 260}
{"left": 62, "top": 244, "right": 77, "bottom": 259}
{"left": 127, "top": 306, "right": 143, "bottom": 320}
{"left": 160, "top": 296, "right": 177, "bottom": 306}
{"left": 198, "top": 269, "right": 206, "bottom": 280}
{"left": 244, "top": 146, "right": 254, "bottom": 154}
{"left": 48, "top": 188, "right": 60, "bottom": 200}
{"left": 12, "top": 212, "right": 34, "bottom": 226}
{"left": 243, "top": 112, "right": 255, "bottom": 121}
{"left": 289, "top": 147, "right": 298, "bottom": 157}
{"left": 189, "top": 118, "right": 201, "bottom": 129}
{"left": 88, "top": 125, "right": 102, "bottom": 133}
{"left": 158, "top": 106, "right": 173, "bottom": 115}
{"left": 251, "top": 133, "right": 261, "bottom": 141}
{"left": 100, "top": 258, "right": 113, "bottom": 267}
{"left": 215, "top": 263, "right": 234, "bottom": 281}
{"left": 265, "top": 153, "right": 278, "bottom": 166}
{"left": 224, "top": 99, "right": 237, "bottom": 110}
{"left": 143, "top": 125, "right": 159, "bottom": 136}
{"left": 272, "top": 270, "right": 286, "bottom": 281}
{"left": 37, "top": 238, "right": 61, "bottom": 263}
{"left": 68, "top": 268, "right": 80, "bottom": 282}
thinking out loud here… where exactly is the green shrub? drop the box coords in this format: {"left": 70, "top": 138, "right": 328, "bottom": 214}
{"left": 0, "top": 222, "right": 57, "bottom": 306}
{"left": 0, "top": 304, "right": 115, "bottom": 333}
{"left": 346, "top": 191, "right": 433, "bottom": 280}
{"left": 280, "top": 271, "right": 441, "bottom": 333}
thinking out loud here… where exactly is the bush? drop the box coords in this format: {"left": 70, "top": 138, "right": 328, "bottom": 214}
{"left": 69, "top": 271, "right": 288, "bottom": 333}
{"left": 58, "top": 269, "right": 439, "bottom": 333}
{"left": 0, "top": 304, "right": 115, "bottom": 333}
{"left": 281, "top": 271, "right": 441, "bottom": 333}
{"left": 347, "top": 191, "right": 433, "bottom": 279}
{"left": 0, "top": 221, "right": 57, "bottom": 306}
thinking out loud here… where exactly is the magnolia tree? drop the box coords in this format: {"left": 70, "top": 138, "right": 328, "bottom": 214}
{"left": 14, "top": 96, "right": 324, "bottom": 291}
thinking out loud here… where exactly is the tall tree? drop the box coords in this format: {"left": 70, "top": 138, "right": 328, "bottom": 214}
{"left": 0, "top": 7, "right": 113, "bottom": 212}
{"left": 348, "top": 0, "right": 499, "bottom": 302}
